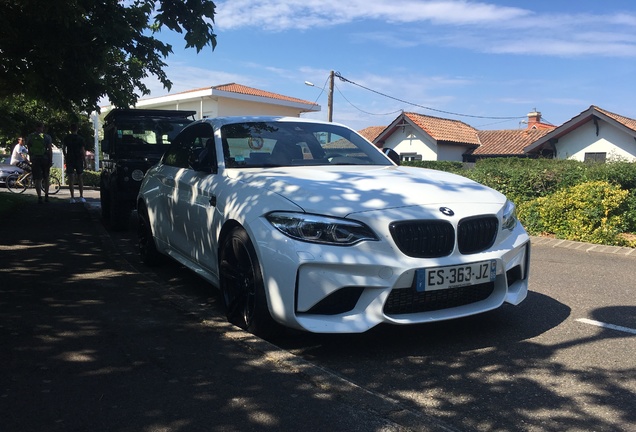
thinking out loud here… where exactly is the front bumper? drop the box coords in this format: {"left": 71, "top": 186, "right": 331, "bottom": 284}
{"left": 253, "top": 216, "right": 530, "bottom": 334}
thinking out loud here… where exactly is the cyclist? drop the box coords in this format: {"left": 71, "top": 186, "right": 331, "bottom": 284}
{"left": 10, "top": 137, "right": 31, "bottom": 172}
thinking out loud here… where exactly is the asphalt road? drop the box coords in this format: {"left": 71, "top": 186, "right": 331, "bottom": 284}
{"left": 2, "top": 188, "right": 635, "bottom": 431}
{"left": 97, "top": 190, "right": 636, "bottom": 432}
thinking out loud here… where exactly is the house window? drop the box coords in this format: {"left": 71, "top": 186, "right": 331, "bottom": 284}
{"left": 400, "top": 152, "right": 422, "bottom": 162}
{"left": 584, "top": 152, "right": 606, "bottom": 163}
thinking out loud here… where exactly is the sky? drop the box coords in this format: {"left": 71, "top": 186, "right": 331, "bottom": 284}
{"left": 141, "top": 0, "right": 636, "bottom": 132}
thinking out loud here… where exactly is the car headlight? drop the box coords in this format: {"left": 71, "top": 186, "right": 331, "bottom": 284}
{"left": 502, "top": 199, "right": 518, "bottom": 231}
{"left": 266, "top": 212, "right": 379, "bottom": 245}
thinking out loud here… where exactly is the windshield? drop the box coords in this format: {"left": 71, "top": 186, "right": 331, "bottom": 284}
{"left": 221, "top": 121, "right": 392, "bottom": 168}
{"left": 116, "top": 118, "right": 192, "bottom": 152}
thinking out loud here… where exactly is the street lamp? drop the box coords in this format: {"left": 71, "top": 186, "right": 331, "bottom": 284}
{"left": 305, "top": 70, "right": 334, "bottom": 122}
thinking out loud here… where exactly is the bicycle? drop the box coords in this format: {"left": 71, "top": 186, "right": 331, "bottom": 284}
{"left": 6, "top": 170, "right": 61, "bottom": 195}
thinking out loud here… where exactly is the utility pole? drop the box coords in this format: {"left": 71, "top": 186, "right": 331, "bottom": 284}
{"left": 305, "top": 71, "right": 335, "bottom": 122}
{"left": 327, "top": 70, "right": 334, "bottom": 122}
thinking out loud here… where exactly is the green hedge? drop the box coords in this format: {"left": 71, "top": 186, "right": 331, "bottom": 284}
{"left": 50, "top": 168, "right": 100, "bottom": 188}
{"left": 403, "top": 160, "right": 465, "bottom": 174}
{"left": 405, "top": 158, "right": 636, "bottom": 247}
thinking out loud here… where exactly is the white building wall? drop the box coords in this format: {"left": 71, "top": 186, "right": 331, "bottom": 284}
{"left": 162, "top": 99, "right": 218, "bottom": 119}
{"left": 176, "top": 99, "right": 217, "bottom": 118}
{"left": 131, "top": 94, "right": 310, "bottom": 119}
{"left": 217, "top": 98, "right": 307, "bottom": 117}
{"left": 437, "top": 144, "right": 468, "bottom": 162}
{"left": 556, "top": 120, "right": 636, "bottom": 161}
{"left": 387, "top": 126, "right": 438, "bottom": 160}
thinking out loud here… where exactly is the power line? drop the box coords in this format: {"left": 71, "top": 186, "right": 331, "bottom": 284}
{"left": 334, "top": 82, "right": 403, "bottom": 117}
{"left": 334, "top": 71, "right": 526, "bottom": 121}
{"left": 307, "top": 75, "right": 329, "bottom": 108}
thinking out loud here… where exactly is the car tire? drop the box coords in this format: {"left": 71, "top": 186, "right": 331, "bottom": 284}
{"left": 137, "top": 204, "right": 162, "bottom": 266}
{"left": 219, "top": 227, "right": 279, "bottom": 338}
{"left": 109, "top": 189, "right": 131, "bottom": 231}
{"left": 100, "top": 183, "right": 110, "bottom": 222}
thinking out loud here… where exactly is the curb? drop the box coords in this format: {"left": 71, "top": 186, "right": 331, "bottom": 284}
{"left": 530, "top": 236, "right": 636, "bottom": 259}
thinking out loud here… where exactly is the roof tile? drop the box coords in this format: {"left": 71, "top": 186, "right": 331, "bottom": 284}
{"left": 358, "top": 126, "right": 386, "bottom": 142}
{"left": 164, "top": 83, "right": 315, "bottom": 106}
{"left": 405, "top": 112, "right": 480, "bottom": 145}
{"left": 594, "top": 106, "right": 636, "bottom": 132}
{"left": 473, "top": 129, "right": 553, "bottom": 155}
{"left": 213, "top": 83, "right": 315, "bottom": 106}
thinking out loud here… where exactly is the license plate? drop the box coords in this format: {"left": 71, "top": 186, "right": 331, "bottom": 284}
{"left": 415, "top": 260, "right": 496, "bottom": 292}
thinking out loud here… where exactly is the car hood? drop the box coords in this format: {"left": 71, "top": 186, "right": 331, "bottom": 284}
{"left": 228, "top": 165, "right": 505, "bottom": 217}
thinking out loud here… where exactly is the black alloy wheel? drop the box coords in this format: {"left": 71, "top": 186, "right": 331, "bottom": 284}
{"left": 137, "top": 204, "right": 162, "bottom": 266}
{"left": 219, "top": 227, "right": 278, "bottom": 338}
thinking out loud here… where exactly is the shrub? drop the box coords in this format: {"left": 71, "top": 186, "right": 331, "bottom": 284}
{"left": 50, "top": 167, "right": 63, "bottom": 181}
{"left": 518, "top": 181, "right": 630, "bottom": 246}
{"left": 53, "top": 169, "right": 100, "bottom": 188}
{"left": 464, "top": 158, "right": 589, "bottom": 203}
{"left": 585, "top": 161, "right": 636, "bottom": 191}
{"left": 404, "top": 158, "right": 636, "bottom": 246}
{"left": 402, "top": 160, "right": 464, "bottom": 174}
{"left": 623, "top": 190, "right": 636, "bottom": 233}
{"left": 82, "top": 170, "right": 100, "bottom": 188}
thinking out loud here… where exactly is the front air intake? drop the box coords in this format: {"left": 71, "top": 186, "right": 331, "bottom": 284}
{"left": 457, "top": 216, "right": 498, "bottom": 254}
{"left": 390, "top": 220, "right": 455, "bottom": 258}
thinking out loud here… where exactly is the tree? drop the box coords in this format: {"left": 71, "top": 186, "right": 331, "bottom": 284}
{"left": 0, "top": 0, "right": 217, "bottom": 113}
{"left": 0, "top": 96, "right": 94, "bottom": 154}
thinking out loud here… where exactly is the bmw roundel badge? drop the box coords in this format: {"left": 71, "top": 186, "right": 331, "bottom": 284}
{"left": 439, "top": 207, "right": 454, "bottom": 216}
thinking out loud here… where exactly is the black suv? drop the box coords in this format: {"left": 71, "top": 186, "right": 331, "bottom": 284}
{"left": 100, "top": 109, "right": 195, "bottom": 230}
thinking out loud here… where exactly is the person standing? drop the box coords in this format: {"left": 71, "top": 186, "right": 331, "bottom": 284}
{"left": 62, "top": 123, "right": 87, "bottom": 203}
{"left": 26, "top": 123, "right": 53, "bottom": 203}
{"left": 10, "top": 137, "right": 31, "bottom": 171}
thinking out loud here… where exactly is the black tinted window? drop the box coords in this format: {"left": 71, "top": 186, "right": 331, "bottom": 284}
{"left": 163, "top": 123, "right": 214, "bottom": 169}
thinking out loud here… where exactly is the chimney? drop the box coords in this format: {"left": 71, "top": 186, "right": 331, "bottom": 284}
{"left": 527, "top": 109, "right": 541, "bottom": 129}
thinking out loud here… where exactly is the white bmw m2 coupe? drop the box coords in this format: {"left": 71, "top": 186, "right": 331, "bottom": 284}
{"left": 137, "top": 117, "right": 530, "bottom": 336}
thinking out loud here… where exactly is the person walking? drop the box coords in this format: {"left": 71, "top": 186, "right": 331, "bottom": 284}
{"left": 10, "top": 137, "right": 31, "bottom": 171}
{"left": 26, "top": 122, "right": 53, "bottom": 203}
{"left": 62, "top": 123, "right": 87, "bottom": 203}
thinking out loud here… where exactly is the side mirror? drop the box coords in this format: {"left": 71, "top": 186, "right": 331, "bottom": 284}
{"left": 383, "top": 148, "right": 400, "bottom": 165}
{"left": 101, "top": 139, "right": 110, "bottom": 153}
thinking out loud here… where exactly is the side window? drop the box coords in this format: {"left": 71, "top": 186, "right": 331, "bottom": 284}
{"left": 163, "top": 123, "right": 215, "bottom": 169}
{"left": 584, "top": 152, "right": 606, "bottom": 163}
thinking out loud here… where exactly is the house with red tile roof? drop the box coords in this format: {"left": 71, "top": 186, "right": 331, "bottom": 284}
{"left": 357, "top": 126, "right": 386, "bottom": 145}
{"left": 524, "top": 106, "right": 636, "bottom": 162}
{"left": 368, "top": 110, "right": 557, "bottom": 163}
{"left": 468, "top": 128, "right": 553, "bottom": 161}
{"left": 370, "top": 107, "right": 636, "bottom": 163}
{"left": 374, "top": 112, "right": 481, "bottom": 162}
{"left": 102, "top": 83, "right": 320, "bottom": 119}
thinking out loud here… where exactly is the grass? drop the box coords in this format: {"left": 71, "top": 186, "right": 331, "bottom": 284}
{"left": 0, "top": 189, "right": 68, "bottom": 218}
{"left": 0, "top": 190, "right": 32, "bottom": 217}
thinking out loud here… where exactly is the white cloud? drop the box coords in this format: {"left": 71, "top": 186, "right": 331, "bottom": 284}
{"left": 214, "top": 0, "right": 636, "bottom": 58}
{"left": 215, "top": 0, "right": 529, "bottom": 30}
{"left": 136, "top": 65, "right": 257, "bottom": 99}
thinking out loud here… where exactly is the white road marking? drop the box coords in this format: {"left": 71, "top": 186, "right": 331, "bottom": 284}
{"left": 576, "top": 318, "right": 636, "bottom": 335}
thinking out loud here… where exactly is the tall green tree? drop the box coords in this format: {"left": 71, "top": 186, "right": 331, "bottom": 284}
{"left": 0, "top": 0, "right": 217, "bottom": 113}
{"left": 0, "top": 96, "right": 94, "bottom": 153}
